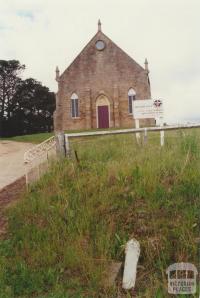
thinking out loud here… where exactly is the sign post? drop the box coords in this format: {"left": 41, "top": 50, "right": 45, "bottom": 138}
{"left": 131, "top": 98, "right": 140, "bottom": 144}
{"left": 133, "top": 99, "right": 164, "bottom": 146}
{"left": 144, "top": 127, "right": 148, "bottom": 144}
{"left": 159, "top": 118, "right": 164, "bottom": 146}
{"left": 153, "top": 99, "right": 164, "bottom": 147}
{"left": 135, "top": 119, "right": 140, "bottom": 144}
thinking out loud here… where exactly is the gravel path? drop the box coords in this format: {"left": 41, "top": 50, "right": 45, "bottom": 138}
{"left": 0, "top": 141, "right": 34, "bottom": 237}
{"left": 0, "top": 140, "right": 33, "bottom": 189}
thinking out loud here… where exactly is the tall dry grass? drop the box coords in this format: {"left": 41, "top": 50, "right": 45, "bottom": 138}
{"left": 0, "top": 129, "right": 199, "bottom": 297}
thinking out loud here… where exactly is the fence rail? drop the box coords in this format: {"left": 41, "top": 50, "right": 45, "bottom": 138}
{"left": 23, "top": 123, "right": 200, "bottom": 185}
{"left": 24, "top": 136, "right": 57, "bottom": 186}
{"left": 24, "top": 136, "right": 56, "bottom": 164}
{"left": 65, "top": 123, "right": 200, "bottom": 139}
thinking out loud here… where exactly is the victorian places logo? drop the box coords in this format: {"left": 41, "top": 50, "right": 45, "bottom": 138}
{"left": 166, "top": 262, "right": 198, "bottom": 295}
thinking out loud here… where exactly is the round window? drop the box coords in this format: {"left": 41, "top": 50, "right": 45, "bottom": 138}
{"left": 95, "top": 40, "right": 105, "bottom": 51}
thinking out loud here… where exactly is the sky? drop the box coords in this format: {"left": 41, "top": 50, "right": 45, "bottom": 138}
{"left": 0, "top": 0, "right": 199, "bottom": 123}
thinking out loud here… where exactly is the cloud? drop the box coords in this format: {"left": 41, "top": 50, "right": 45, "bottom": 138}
{"left": 16, "top": 10, "right": 35, "bottom": 21}
{"left": 0, "top": 0, "right": 199, "bottom": 123}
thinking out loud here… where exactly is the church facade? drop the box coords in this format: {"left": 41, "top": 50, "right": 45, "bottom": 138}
{"left": 54, "top": 21, "right": 153, "bottom": 131}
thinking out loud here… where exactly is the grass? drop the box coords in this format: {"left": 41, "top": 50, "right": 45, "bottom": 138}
{"left": 0, "top": 129, "right": 199, "bottom": 297}
{"left": 0, "top": 132, "right": 54, "bottom": 144}
{"left": 0, "top": 125, "right": 160, "bottom": 144}
{"left": 0, "top": 127, "right": 124, "bottom": 144}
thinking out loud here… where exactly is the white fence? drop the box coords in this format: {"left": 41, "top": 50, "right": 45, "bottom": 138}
{"left": 64, "top": 123, "right": 200, "bottom": 153}
{"left": 24, "top": 123, "right": 200, "bottom": 185}
{"left": 24, "top": 136, "right": 56, "bottom": 185}
{"left": 66, "top": 123, "right": 200, "bottom": 138}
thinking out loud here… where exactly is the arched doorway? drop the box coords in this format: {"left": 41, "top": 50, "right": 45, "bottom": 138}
{"left": 96, "top": 95, "right": 110, "bottom": 128}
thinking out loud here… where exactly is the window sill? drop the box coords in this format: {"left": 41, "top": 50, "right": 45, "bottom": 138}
{"left": 72, "top": 117, "right": 80, "bottom": 120}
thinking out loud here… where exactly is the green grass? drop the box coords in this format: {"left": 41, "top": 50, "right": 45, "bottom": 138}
{"left": 0, "top": 128, "right": 120, "bottom": 144}
{"left": 0, "top": 126, "right": 198, "bottom": 145}
{"left": 0, "top": 127, "right": 134, "bottom": 144}
{"left": 0, "top": 129, "right": 199, "bottom": 297}
{"left": 0, "top": 132, "right": 54, "bottom": 144}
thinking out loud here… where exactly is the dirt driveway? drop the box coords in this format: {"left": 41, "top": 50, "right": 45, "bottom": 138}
{"left": 0, "top": 141, "right": 34, "bottom": 189}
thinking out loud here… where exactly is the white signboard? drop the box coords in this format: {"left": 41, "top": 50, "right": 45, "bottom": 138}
{"left": 153, "top": 99, "right": 164, "bottom": 118}
{"left": 133, "top": 99, "right": 164, "bottom": 119}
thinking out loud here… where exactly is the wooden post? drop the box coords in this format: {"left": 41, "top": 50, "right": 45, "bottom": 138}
{"left": 25, "top": 163, "right": 29, "bottom": 188}
{"left": 65, "top": 134, "right": 70, "bottom": 157}
{"left": 55, "top": 132, "right": 66, "bottom": 157}
{"left": 135, "top": 119, "right": 140, "bottom": 144}
{"left": 132, "top": 93, "right": 140, "bottom": 145}
{"left": 132, "top": 99, "right": 140, "bottom": 144}
{"left": 160, "top": 118, "right": 164, "bottom": 147}
{"left": 37, "top": 164, "right": 40, "bottom": 180}
{"left": 143, "top": 127, "right": 148, "bottom": 145}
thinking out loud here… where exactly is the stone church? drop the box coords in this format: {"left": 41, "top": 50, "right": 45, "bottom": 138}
{"left": 54, "top": 21, "right": 152, "bottom": 131}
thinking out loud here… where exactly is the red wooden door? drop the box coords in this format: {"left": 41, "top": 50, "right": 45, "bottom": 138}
{"left": 98, "top": 105, "right": 109, "bottom": 128}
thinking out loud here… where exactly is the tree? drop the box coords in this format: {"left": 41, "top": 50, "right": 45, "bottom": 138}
{"left": 0, "top": 60, "right": 25, "bottom": 135}
{"left": 0, "top": 60, "right": 55, "bottom": 137}
{"left": 12, "top": 78, "right": 55, "bottom": 135}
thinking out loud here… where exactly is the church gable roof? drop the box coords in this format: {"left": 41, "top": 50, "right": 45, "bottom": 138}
{"left": 60, "top": 22, "right": 145, "bottom": 80}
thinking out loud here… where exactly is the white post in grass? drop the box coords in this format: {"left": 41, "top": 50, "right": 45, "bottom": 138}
{"left": 131, "top": 96, "right": 140, "bottom": 144}
{"left": 25, "top": 163, "right": 29, "bottom": 188}
{"left": 135, "top": 119, "right": 140, "bottom": 145}
{"left": 122, "top": 239, "right": 140, "bottom": 290}
{"left": 144, "top": 127, "right": 148, "bottom": 144}
{"left": 160, "top": 117, "right": 164, "bottom": 147}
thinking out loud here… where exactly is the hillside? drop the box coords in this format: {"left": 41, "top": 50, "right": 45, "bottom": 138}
{"left": 0, "top": 130, "right": 199, "bottom": 297}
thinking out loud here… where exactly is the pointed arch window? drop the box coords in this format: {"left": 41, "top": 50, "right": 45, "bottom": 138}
{"left": 71, "top": 93, "right": 79, "bottom": 118}
{"left": 128, "top": 88, "right": 136, "bottom": 114}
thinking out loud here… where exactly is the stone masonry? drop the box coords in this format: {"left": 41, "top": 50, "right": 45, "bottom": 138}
{"left": 54, "top": 21, "right": 154, "bottom": 131}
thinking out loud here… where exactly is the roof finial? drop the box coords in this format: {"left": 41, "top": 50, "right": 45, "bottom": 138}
{"left": 55, "top": 66, "right": 60, "bottom": 82}
{"left": 98, "top": 19, "right": 102, "bottom": 32}
{"left": 144, "top": 58, "right": 149, "bottom": 73}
